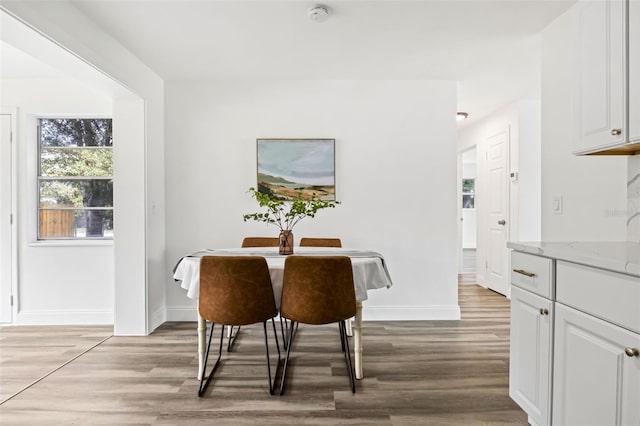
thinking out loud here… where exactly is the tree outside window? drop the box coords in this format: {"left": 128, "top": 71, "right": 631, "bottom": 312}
{"left": 462, "top": 178, "right": 475, "bottom": 209}
{"left": 38, "top": 118, "right": 113, "bottom": 239}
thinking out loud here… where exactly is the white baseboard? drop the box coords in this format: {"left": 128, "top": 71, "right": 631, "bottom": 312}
{"left": 166, "top": 305, "right": 461, "bottom": 322}
{"left": 149, "top": 306, "right": 166, "bottom": 332}
{"left": 362, "top": 305, "right": 461, "bottom": 321}
{"left": 166, "top": 306, "right": 199, "bottom": 322}
{"left": 16, "top": 310, "right": 113, "bottom": 325}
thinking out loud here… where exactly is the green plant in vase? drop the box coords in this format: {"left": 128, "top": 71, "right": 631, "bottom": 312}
{"left": 243, "top": 187, "right": 339, "bottom": 254}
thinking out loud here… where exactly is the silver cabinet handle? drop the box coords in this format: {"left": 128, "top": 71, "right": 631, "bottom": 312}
{"left": 513, "top": 269, "right": 536, "bottom": 278}
{"left": 611, "top": 128, "right": 622, "bottom": 136}
{"left": 625, "top": 347, "right": 639, "bottom": 357}
{"left": 539, "top": 308, "right": 549, "bottom": 315}
{"left": 498, "top": 219, "right": 506, "bottom": 225}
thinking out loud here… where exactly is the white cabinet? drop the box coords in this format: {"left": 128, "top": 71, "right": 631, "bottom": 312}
{"left": 553, "top": 303, "right": 640, "bottom": 426}
{"left": 630, "top": 0, "right": 640, "bottom": 142}
{"left": 573, "top": 0, "right": 640, "bottom": 155}
{"left": 509, "top": 251, "right": 554, "bottom": 426}
{"left": 510, "top": 286, "right": 553, "bottom": 426}
{"left": 509, "top": 249, "right": 640, "bottom": 425}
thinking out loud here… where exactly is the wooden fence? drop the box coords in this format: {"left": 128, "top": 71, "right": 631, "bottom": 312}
{"left": 40, "top": 202, "right": 75, "bottom": 238}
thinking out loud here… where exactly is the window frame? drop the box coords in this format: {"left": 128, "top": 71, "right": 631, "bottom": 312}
{"left": 36, "top": 117, "right": 114, "bottom": 241}
{"left": 462, "top": 178, "right": 476, "bottom": 210}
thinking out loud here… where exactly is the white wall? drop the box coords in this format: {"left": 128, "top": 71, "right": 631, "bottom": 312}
{"left": 541, "top": 5, "right": 627, "bottom": 241}
{"left": 165, "top": 79, "right": 460, "bottom": 321}
{"left": 2, "top": 1, "right": 166, "bottom": 334}
{"left": 517, "top": 100, "right": 542, "bottom": 241}
{"left": 1, "top": 78, "right": 114, "bottom": 324}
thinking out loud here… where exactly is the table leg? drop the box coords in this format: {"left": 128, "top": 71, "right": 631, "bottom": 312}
{"left": 197, "top": 310, "right": 206, "bottom": 381}
{"left": 346, "top": 317, "right": 353, "bottom": 337}
{"left": 354, "top": 301, "right": 363, "bottom": 379}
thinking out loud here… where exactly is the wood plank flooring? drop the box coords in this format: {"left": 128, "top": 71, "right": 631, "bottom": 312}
{"left": 0, "top": 273, "right": 526, "bottom": 425}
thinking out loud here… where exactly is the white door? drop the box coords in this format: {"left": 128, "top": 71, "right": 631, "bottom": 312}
{"left": 485, "top": 129, "right": 509, "bottom": 295}
{"left": 0, "top": 112, "right": 13, "bottom": 323}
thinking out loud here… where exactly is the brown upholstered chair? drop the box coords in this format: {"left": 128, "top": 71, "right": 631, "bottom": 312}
{"left": 279, "top": 256, "right": 356, "bottom": 394}
{"left": 299, "top": 237, "right": 353, "bottom": 335}
{"left": 241, "top": 237, "right": 280, "bottom": 248}
{"left": 198, "top": 256, "right": 281, "bottom": 396}
{"left": 299, "top": 237, "right": 342, "bottom": 248}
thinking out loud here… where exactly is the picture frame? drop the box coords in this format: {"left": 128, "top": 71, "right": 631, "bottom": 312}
{"left": 256, "top": 138, "right": 335, "bottom": 201}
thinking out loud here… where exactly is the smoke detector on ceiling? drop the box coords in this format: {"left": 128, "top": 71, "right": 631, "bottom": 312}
{"left": 308, "top": 5, "right": 330, "bottom": 23}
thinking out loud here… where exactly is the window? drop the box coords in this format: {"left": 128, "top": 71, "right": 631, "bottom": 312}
{"left": 462, "top": 178, "right": 475, "bottom": 209}
{"left": 38, "top": 118, "right": 113, "bottom": 240}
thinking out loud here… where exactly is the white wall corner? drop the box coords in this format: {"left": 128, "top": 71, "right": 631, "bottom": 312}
{"left": 113, "top": 96, "right": 147, "bottom": 336}
{"left": 149, "top": 306, "right": 167, "bottom": 332}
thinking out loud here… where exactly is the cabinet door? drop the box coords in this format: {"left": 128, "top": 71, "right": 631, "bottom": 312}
{"left": 573, "top": 0, "right": 627, "bottom": 154}
{"left": 509, "top": 286, "right": 553, "bottom": 426}
{"left": 553, "top": 303, "right": 640, "bottom": 426}
{"left": 630, "top": 0, "right": 640, "bottom": 142}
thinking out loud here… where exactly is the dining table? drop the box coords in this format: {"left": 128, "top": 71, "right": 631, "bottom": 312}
{"left": 172, "top": 246, "right": 393, "bottom": 380}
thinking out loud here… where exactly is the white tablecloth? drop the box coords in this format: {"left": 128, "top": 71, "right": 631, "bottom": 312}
{"left": 173, "top": 246, "right": 393, "bottom": 306}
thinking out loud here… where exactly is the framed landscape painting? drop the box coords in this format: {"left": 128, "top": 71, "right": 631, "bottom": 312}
{"left": 256, "top": 138, "right": 335, "bottom": 201}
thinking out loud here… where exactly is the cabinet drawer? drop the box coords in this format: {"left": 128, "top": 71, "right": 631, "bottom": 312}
{"left": 557, "top": 261, "right": 640, "bottom": 333}
{"left": 511, "top": 251, "right": 554, "bottom": 299}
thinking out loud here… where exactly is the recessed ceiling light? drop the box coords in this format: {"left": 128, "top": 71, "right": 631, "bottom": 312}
{"left": 456, "top": 112, "right": 469, "bottom": 121}
{"left": 308, "top": 5, "right": 330, "bottom": 23}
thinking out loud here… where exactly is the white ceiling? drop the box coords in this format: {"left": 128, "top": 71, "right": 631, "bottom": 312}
{"left": 2, "top": 0, "right": 576, "bottom": 126}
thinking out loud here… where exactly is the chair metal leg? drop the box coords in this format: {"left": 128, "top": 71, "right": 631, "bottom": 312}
{"left": 279, "top": 320, "right": 297, "bottom": 395}
{"left": 263, "top": 318, "right": 282, "bottom": 395}
{"left": 227, "top": 325, "right": 241, "bottom": 352}
{"left": 339, "top": 322, "right": 346, "bottom": 352}
{"left": 271, "top": 318, "right": 282, "bottom": 361}
{"left": 279, "top": 317, "right": 300, "bottom": 351}
{"left": 279, "top": 316, "right": 288, "bottom": 350}
{"left": 340, "top": 321, "right": 356, "bottom": 393}
{"left": 198, "top": 323, "right": 225, "bottom": 397}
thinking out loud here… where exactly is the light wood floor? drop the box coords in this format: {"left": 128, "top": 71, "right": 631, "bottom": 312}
{"left": 0, "top": 274, "right": 526, "bottom": 425}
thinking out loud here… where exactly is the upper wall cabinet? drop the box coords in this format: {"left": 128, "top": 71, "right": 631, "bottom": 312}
{"left": 630, "top": 0, "right": 640, "bottom": 143}
{"left": 573, "top": 0, "right": 640, "bottom": 155}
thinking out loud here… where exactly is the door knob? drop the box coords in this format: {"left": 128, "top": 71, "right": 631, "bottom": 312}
{"left": 498, "top": 219, "right": 506, "bottom": 225}
{"left": 611, "top": 128, "right": 622, "bottom": 136}
{"left": 539, "top": 308, "right": 549, "bottom": 315}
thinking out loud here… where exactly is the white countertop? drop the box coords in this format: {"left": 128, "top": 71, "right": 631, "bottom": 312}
{"left": 507, "top": 241, "right": 640, "bottom": 277}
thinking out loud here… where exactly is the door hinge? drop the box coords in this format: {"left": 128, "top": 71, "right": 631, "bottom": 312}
{"left": 486, "top": 260, "right": 489, "bottom": 269}
{"left": 10, "top": 295, "right": 13, "bottom": 306}
{"left": 9, "top": 213, "right": 13, "bottom": 225}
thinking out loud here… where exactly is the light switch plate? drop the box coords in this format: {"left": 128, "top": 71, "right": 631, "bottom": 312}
{"left": 552, "top": 195, "right": 563, "bottom": 215}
